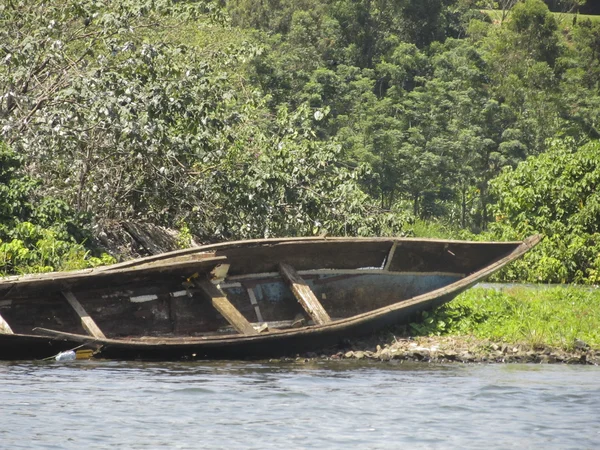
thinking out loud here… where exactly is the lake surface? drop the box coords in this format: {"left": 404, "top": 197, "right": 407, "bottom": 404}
{"left": 1, "top": 360, "right": 599, "bottom": 449}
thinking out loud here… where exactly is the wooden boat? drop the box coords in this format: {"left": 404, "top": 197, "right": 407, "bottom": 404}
{"left": 0, "top": 235, "right": 541, "bottom": 361}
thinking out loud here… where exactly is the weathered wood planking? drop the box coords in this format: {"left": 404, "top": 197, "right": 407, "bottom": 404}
{"left": 1, "top": 256, "right": 228, "bottom": 298}
{"left": 217, "top": 241, "right": 392, "bottom": 276}
{"left": 61, "top": 291, "right": 106, "bottom": 339}
{"left": 98, "top": 237, "right": 394, "bottom": 273}
{"left": 387, "top": 241, "right": 516, "bottom": 274}
{"left": 196, "top": 280, "right": 258, "bottom": 335}
{"left": 383, "top": 241, "right": 397, "bottom": 271}
{"left": 279, "top": 263, "right": 331, "bottom": 325}
{"left": 247, "top": 288, "right": 264, "bottom": 323}
{"left": 0, "top": 313, "right": 13, "bottom": 334}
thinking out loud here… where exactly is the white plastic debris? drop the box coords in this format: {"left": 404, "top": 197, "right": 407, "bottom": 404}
{"left": 55, "top": 350, "right": 76, "bottom": 362}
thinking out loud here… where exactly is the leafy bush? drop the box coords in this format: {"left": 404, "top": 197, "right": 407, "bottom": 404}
{"left": 487, "top": 138, "right": 600, "bottom": 283}
{"left": 0, "top": 222, "right": 114, "bottom": 275}
{"left": 0, "top": 142, "right": 114, "bottom": 275}
{"left": 202, "top": 104, "right": 407, "bottom": 239}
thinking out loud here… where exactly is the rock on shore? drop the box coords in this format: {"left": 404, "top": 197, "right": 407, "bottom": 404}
{"left": 322, "top": 336, "right": 600, "bottom": 365}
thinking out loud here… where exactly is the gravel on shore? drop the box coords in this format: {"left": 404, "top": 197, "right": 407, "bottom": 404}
{"left": 299, "top": 336, "right": 600, "bottom": 365}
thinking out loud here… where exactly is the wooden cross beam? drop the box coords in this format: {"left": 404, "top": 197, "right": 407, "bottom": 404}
{"left": 195, "top": 279, "right": 258, "bottom": 335}
{"left": 278, "top": 263, "right": 331, "bottom": 325}
{"left": 62, "top": 290, "right": 106, "bottom": 339}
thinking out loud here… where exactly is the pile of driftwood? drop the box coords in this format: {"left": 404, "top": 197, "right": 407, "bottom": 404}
{"left": 93, "top": 221, "right": 201, "bottom": 260}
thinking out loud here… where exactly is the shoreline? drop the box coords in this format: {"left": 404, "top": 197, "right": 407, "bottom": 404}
{"left": 298, "top": 335, "right": 600, "bottom": 365}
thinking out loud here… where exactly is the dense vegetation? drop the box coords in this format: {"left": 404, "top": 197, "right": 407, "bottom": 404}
{"left": 1, "top": 0, "right": 600, "bottom": 281}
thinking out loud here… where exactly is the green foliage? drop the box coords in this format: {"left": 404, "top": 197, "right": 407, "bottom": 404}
{"left": 0, "top": 222, "right": 115, "bottom": 275}
{"left": 1, "top": 0, "right": 244, "bottom": 223}
{"left": 0, "top": 142, "right": 84, "bottom": 234}
{"left": 236, "top": 0, "right": 599, "bottom": 232}
{"left": 2, "top": 0, "right": 600, "bottom": 281}
{"left": 489, "top": 138, "right": 600, "bottom": 283}
{"left": 0, "top": 142, "right": 115, "bottom": 275}
{"left": 410, "top": 287, "right": 600, "bottom": 349}
{"left": 508, "top": 0, "right": 560, "bottom": 65}
{"left": 0, "top": 142, "right": 37, "bottom": 228}
{"left": 403, "top": 219, "right": 463, "bottom": 239}
{"left": 176, "top": 221, "right": 194, "bottom": 249}
{"left": 483, "top": 9, "right": 599, "bottom": 28}
{"left": 1, "top": 0, "right": 395, "bottom": 245}
{"left": 201, "top": 103, "right": 407, "bottom": 238}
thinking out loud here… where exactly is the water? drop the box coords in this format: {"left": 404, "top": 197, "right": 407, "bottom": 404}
{"left": 1, "top": 360, "right": 599, "bottom": 449}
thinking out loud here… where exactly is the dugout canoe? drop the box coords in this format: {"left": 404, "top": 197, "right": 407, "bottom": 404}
{"left": 0, "top": 234, "right": 541, "bottom": 361}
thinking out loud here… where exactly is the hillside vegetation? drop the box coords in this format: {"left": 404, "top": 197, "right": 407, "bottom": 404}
{"left": 1, "top": 0, "right": 600, "bottom": 282}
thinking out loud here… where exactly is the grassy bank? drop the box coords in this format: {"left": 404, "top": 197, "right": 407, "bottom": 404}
{"left": 410, "top": 286, "right": 600, "bottom": 350}
{"left": 482, "top": 9, "right": 600, "bottom": 26}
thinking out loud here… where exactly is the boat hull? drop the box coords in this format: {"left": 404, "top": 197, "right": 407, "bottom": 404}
{"left": 0, "top": 334, "right": 81, "bottom": 361}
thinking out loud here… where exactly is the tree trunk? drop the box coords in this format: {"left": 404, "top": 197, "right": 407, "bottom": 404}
{"left": 412, "top": 192, "right": 419, "bottom": 217}
{"left": 461, "top": 187, "right": 467, "bottom": 229}
{"left": 480, "top": 184, "right": 489, "bottom": 231}
{"left": 76, "top": 146, "right": 92, "bottom": 212}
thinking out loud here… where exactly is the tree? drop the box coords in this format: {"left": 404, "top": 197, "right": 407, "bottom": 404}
{"left": 0, "top": 142, "right": 37, "bottom": 230}
{"left": 1, "top": 0, "right": 397, "bottom": 243}
{"left": 0, "top": 1, "right": 228, "bottom": 220}
{"left": 205, "top": 104, "right": 405, "bottom": 238}
{"left": 508, "top": 0, "right": 560, "bottom": 66}
{"left": 481, "top": 0, "right": 564, "bottom": 157}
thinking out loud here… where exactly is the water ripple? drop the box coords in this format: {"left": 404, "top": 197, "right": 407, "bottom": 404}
{"left": 1, "top": 361, "right": 599, "bottom": 449}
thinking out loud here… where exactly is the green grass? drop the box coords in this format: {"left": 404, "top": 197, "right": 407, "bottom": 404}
{"left": 410, "top": 286, "right": 600, "bottom": 350}
{"left": 404, "top": 219, "right": 464, "bottom": 240}
{"left": 482, "top": 9, "right": 600, "bottom": 27}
